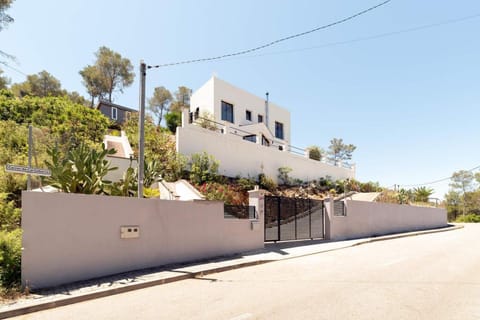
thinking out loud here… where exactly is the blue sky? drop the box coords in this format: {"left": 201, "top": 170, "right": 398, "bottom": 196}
{"left": 2, "top": 0, "right": 480, "bottom": 198}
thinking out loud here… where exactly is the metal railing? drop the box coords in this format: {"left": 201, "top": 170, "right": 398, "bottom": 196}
{"left": 189, "top": 113, "right": 354, "bottom": 170}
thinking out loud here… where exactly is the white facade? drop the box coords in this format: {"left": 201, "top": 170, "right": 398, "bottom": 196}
{"left": 190, "top": 76, "right": 291, "bottom": 145}
{"left": 178, "top": 76, "right": 356, "bottom": 183}
{"left": 177, "top": 124, "right": 355, "bottom": 183}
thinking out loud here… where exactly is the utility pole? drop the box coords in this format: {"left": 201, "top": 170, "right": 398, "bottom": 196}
{"left": 138, "top": 61, "right": 146, "bottom": 198}
{"left": 27, "top": 125, "right": 33, "bottom": 191}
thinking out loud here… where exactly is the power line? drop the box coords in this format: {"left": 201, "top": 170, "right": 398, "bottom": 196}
{"left": 0, "top": 61, "right": 28, "bottom": 77}
{"left": 148, "top": 0, "right": 392, "bottom": 69}
{"left": 222, "top": 12, "right": 480, "bottom": 61}
{"left": 400, "top": 164, "right": 480, "bottom": 188}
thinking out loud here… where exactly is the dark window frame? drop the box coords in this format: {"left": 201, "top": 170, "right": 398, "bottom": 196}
{"left": 221, "top": 101, "right": 234, "bottom": 123}
{"left": 261, "top": 135, "right": 270, "bottom": 146}
{"left": 112, "top": 107, "right": 118, "bottom": 121}
{"left": 258, "top": 114, "right": 263, "bottom": 123}
{"left": 243, "top": 134, "right": 256, "bottom": 143}
{"left": 246, "top": 110, "right": 252, "bottom": 121}
{"left": 275, "top": 121, "right": 284, "bottom": 140}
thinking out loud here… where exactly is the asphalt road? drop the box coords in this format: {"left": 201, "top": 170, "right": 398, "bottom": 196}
{"left": 14, "top": 224, "right": 480, "bottom": 320}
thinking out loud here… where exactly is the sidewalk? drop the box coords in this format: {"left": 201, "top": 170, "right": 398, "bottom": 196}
{"left": 0, "top": 224, "right": 462, "bottom": 319}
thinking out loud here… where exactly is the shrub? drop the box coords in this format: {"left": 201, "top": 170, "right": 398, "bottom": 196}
{"left": 307, "top": 146, "right": 322, "bottom": 161}
{"left": 143, "top": 187, "right": 160, "bottom": 198}
{"left": 0, "top": 194, "right": 21, "bottom": 232}
{"left": 236, "top": 176, "right": 257, "bottom": 192}
{"left": 259, "top": 174, "right": 277, "bottom": 192}
{"left": 197, "top": 111, "right": 217, "bottom": 131}
{"left": 198, "top": 182, "right": 247, "bottom": 205}
{"left": 277, "top": 167, "right": 292, "bottom": 186}
{"left": 0, "top": 229, "right": 22, "bottom": 288}
{"left": 44, "top": 143, "right": 117, "bottom": 194}
{"left": 456, "top": 214, "right": 480, "bottom": 223}
{"left": 189, "top": 152, "right": 219, "bottom": 185}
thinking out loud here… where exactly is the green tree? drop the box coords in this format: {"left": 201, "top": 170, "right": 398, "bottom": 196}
{"left": 413, "top": 186, "right": 434, "bottom": 203}
{"left": 165, "top": 111, "right": 182, "bottom": 134}
{"left": 170, "top": 86, "right": 192, "bottom": 113}
{"left": 0, "top": 68, "right": 9, "bottom": 89}
{"left": 148, "top": 86, "right": 172, "bottom": 126}
{"left": 450, "top": 170, "right": 475, "bottom": 216}
{"left": 11, "top": 70, "right": 63, "bottom": 97}
{"left": 0, "top": 92, "right": 109, "bottom": 147}
{"left": 80, "top": 46, "right": 134, "bottom": 104}
{"left": 0, "top": 0, "right": 14, "bottom": 32}
{"left": 123, "top": 113, "right": 186, "bottom": 181}
{"left": 327, "top": 138, "right": 356, "bottom": 165}
{"left": 444, "top": 190, "right": 462, "bottom": 221}
{"left": 66, "top": 91, "right": 90, "bottom": 107}
{"left": 79, "top": 65, "right": 106, "bottom": 107}
{"left": 44, "top": 143, "right": 117, "bottom": 194}
{"left": 307, "top": 145, "right": 323, "bottom": 161}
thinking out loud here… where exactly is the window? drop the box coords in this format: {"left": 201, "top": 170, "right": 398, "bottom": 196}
{"left": 258, "top": 114, "right": 263, "bottom": 123}
{"left": 221, "top": 101, "right": 234, "bottom": 123}
{"left": 261, "top": 135, "right": 270, "bottom": 146}
{"left": 275, "top": 121, "right": 284, "bottom": 140}
{"left": 243, "top": 135, "right": 256, "bottom": 143}
{"left": 246, "top": 110, "right": 252, "bottom": 121}
{"left": 112, "top": 107, "right": 118, "bottom": 120}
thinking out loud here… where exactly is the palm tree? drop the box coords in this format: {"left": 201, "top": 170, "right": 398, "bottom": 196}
{"left": 413, "top": 186, "right": 434, "bottom": 203}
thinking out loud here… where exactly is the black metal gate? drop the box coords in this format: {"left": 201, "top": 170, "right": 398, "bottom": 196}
{"left": 264, "top": 196, "right": 325, "bottom": 242}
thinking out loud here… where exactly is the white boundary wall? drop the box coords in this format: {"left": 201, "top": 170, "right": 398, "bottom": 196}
{"left": 325, "top": 200, "right": 447, "bottom": 241}
{"left": 22, "top": 192, "right": 264, "bottom": 289}
{"left": 177, "top": 124, "right": 354, "bottom": 183}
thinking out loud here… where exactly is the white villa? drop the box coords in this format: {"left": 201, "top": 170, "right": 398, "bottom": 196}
{"left": 189, "top": 76, "right": 291, "bottom": 151}
{"left": 177, "top": 76, "right": 355, "bottom": 183}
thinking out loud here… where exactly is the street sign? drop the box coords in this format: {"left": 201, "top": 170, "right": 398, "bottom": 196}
{"left": 5, "top": 164, "right": 51, "bottom": 177}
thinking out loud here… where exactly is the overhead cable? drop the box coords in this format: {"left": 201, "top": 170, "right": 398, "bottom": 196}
{"left": 148, "top": 0, "right": 392, "bottom": 69}
{"left": 400, "top": 164, "right": 480, "bottom": 188}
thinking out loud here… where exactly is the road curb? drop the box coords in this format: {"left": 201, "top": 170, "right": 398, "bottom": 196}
{"left": 0, "top": 224, "right": 462, "bottom": 319}
{"left": 0, "top": 260, "right": 271, "bottom": 319}
{"left": 352, "top": 224, "right": 464, "bottom": 247}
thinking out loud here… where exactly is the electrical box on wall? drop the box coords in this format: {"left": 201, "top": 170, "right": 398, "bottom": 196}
{"left": 120, "top": 226, "right": 140, "bottom": 239}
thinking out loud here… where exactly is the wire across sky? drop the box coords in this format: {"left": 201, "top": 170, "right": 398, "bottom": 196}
{"left": 147, "top": 0, "right": 392, "bottom": 69}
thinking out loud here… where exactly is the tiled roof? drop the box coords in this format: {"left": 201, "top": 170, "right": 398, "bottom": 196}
{"left": 96, "top": 100, "right": 138, "bottom": 113}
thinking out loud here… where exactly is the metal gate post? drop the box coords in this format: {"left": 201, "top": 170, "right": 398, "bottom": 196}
{"left": 309, "top": 199, "right": 312, "bottom": 239}
{"left": 294, "top": 199, "right": 297, "bottom": 240}
{"left": 322, "top": 201, "right": 325, "bottom": 239}
{"left": 277, "top": 197, "right": 281, "bottom": 242}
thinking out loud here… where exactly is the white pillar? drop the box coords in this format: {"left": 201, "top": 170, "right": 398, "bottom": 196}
{"left": 248, "top": 188, "right": 266, "bottom": 246}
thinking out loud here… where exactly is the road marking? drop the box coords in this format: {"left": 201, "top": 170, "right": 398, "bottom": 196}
{"left": 229, "top": 313, "right": 253, "bottom": 320}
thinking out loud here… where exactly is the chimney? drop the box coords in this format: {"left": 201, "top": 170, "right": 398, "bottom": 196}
{"left": 265, "top": 92, "right": 269, "bottom": 129}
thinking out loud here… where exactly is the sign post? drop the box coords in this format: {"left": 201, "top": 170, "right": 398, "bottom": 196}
{"left": 4, "top": 125, "right": 51, "bottom": 191}
{"left": 5, "top": 164, "right": 51, "bottom": 177}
